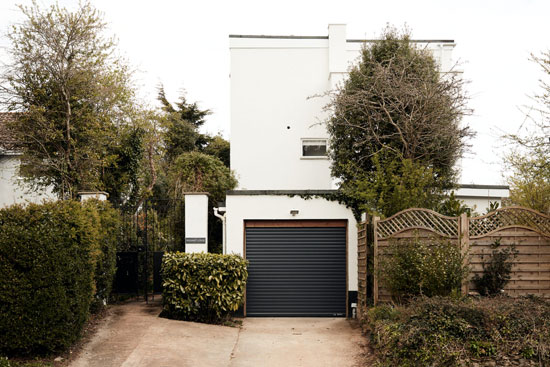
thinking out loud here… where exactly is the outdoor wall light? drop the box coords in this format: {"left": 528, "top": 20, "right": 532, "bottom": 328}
{"left": 290, "top": 209, "right": 299, "bottom": 216}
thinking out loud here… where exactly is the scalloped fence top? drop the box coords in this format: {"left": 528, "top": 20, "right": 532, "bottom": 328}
{"left": 376, "top": 207, "right": 550, "bottom": 239}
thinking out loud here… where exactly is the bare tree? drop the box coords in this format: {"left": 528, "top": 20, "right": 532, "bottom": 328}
{"left": 504, "top": 51, "right": 550, "bottom": 213}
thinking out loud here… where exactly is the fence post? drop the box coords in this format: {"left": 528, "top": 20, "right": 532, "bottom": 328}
{"left": 356, "top": 221, "right": 366, "bottom": 320}
{"left": 373, "top": 216, "right": 380, "bottom": 305}
{"left": 460, "top": 213, "right": 470, "bottom": 296}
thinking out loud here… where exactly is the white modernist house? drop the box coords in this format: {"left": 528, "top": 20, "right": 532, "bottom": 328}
{"left": 226, "top": 24, "right": 508, "bottom": 317}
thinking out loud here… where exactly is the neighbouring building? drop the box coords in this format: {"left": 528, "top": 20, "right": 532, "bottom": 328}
{"left": 226, "top": 24, "right": 508, "bottom": 317}
{"left": 0, "top": 112, "right": 54, "bottom": 207}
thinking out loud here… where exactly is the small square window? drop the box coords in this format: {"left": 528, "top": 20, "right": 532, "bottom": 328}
{"left": 302, "top": 139, "right": 327, "bottom": 157}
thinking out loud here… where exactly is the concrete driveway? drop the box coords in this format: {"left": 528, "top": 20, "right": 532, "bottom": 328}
{"left": 70, "top": 299, "right": 367, "bottom": 367}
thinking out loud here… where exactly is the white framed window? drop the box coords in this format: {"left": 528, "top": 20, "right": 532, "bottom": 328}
{"left": 301, "top": 138, "right": 328, "bottom": 158}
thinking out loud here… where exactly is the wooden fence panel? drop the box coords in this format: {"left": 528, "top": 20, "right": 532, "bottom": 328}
{"left": 357, "top": 221, "right": 368, "bottom": 319}
{"left": 369, "top": 206, "right": 550, "bottom": 304}
{"left": 469, "top": 214, "right": 550, "bottom": 297}
{"left": 377, "top": 227, "right": 459, "bottom": 303}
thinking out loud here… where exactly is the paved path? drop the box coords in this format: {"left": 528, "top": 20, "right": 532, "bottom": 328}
{"left": 70, "top": 300, "right": 366, "bottom": 367}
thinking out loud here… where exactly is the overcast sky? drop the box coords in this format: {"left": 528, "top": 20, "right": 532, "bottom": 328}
{"left": 1, "top": 0, "right": 549, "bottom": 185}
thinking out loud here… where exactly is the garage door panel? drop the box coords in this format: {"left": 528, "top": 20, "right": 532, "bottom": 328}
{"left": 245, "top": 226, "right": 346, "bottom": 317}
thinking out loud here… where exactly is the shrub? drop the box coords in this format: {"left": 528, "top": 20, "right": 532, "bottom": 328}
{"left": 473, "top": 239, "right": 518, "bottom": 296}
{"left": 0, "top": 201, "right": 97, "bottom": 355}
{"left": 365, "top": 296, "right": 550, "bottom": 366}
{"left": 161, "top": 252, "right": 248, "bottom": 323}
{"left": 82, "top": 199, "right": 120, "bottom": 312}
{"left": 378, "top": 236, "right": 468, "bottom": 300}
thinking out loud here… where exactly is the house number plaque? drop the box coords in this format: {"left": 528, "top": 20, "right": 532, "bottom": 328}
{"left": 185, "top": 237, "right": 206, "bottom": 244}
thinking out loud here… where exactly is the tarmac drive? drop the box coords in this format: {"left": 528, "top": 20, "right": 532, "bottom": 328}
{"left": 69, "top": 299, "right": 366, "bottom": 367}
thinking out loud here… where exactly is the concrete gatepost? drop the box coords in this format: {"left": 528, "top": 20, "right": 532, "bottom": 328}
{"left": 184, "top": 193, "right": 209, "bottom": 253}
{"left": 78, "top": 191, "right": 109, "bottom": 202}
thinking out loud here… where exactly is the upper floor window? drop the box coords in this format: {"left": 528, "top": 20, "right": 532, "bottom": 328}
{"left": 302, "top": 138, "right": 328, "bottom": 158}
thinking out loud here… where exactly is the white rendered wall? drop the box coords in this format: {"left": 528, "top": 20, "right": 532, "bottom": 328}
{"left": 230, "top": 27, "right": 455, "bottom": 191}
{"left": 230, "top": 45, "right": 332, "bottom": 190}
{"left": 456, "top": 187, "right": 509, "bottom": 214}
{"left": 184, "top": 194, "right": 209, "bottom": 253}
{"left": 226, "top": 194, "right": 359, "bottom": 291}
{"left": 0, "top": 155, "right": 54, "bottom": 207}
{"left": 458, "top": 197, "right": 507, "bottom": 214}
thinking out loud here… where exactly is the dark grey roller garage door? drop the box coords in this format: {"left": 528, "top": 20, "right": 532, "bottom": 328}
{"left": 245, "top": 226, "right": 346, "bottom": 317}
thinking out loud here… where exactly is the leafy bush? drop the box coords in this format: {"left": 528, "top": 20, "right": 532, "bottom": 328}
{"left": 365, "top": 296, "right": 550, "bottom": 366}
{"left": 0, "top": 201, "right": 97, "bottom": 355}
{"left": 473, "top": 239, "right": 518, "bottom": 296}
{"left": 161, "top": 252, "right": 248, "bottom": 323}
{"left": 82, "top": 199, "right": 121, "bottom": 312}
{"left": 378, "top": 236, "right": 468, "bottom": 300}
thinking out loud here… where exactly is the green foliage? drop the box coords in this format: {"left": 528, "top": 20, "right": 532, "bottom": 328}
{"left": 327, "top": 26, "right": 471, "bottom": 217}
{"left": 158, "top": 86, "right": 211, "bottom": 128}
{"left": 203, "top": 135, "right": 230, "bottom": 167}
{"left": 102, "top": 127, "right": 145, "bottom": 208}
{"left": 505, "top": 152, "right": 550, "bottom": 214}
{"left": 0, "top": 201, "right": 97, "bottom": 355}
{"left": 157, "top": 86, "right": 212, "bottom": 163}
{"left": 2, "top": 1, "right": 135, "bottom": 199}
{"left": 165, "top": 151, "right": 237, "bottom": 252}
{"left": 161, "top": 112, "right": 200, "bottom": 164}
{"left": 473, "top": 239, "right": 519, "bottom": 296}
{"left": 82, "top": 199, "right": 121, "bottom": 312}
{"left": 168, "top": 151, "right": 237, "bottom": 204}
{"left": 161, "top": 252, "right": 248, "bottom": 323}
{"left": 485, "top": 201, "right": 500, "bottom": 213}
{"left": 340, "top": 153, "right": 454, "bottom": 218}
{"left": 378, "top": 236, "right": 468, "bottom": 299}
{"left": 365, "top": 297, "right": 550, "bottom": 366}
{"left": 438, "top": 191, "right": 472, "bottom": 217}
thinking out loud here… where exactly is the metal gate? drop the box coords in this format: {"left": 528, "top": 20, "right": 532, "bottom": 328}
{"left": 245, "top": 222, "right": 347, "bottom": 317}
{"left": 113, "top": 199, "right": 185, "bottom": 300}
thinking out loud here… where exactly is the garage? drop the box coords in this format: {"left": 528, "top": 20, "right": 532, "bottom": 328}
{"left": 244, "top": 220, "right": 347, "bottom": 317}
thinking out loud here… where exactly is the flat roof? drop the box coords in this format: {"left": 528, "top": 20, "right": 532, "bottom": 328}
{"left": 227, "top": 190, "right": 336, "bottom": 196}
{"left": 227, "top": 185, "right": 509, "bottom": 196}
{"left": 229, "top": 34, "right": 454, "bottom": 43}
{"left": 458, "top": 184, "right": 509, "bottom": 190}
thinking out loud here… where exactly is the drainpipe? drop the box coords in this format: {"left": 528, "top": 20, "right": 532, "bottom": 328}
{"left": 213, "top": 207, "right": 226, "bottom": 254}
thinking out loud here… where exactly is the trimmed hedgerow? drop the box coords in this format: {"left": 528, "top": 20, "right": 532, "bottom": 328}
{"left": 161, "top": 252, "right": 248, "bottom": 323}
{"left": 82, "top": 199, "right": 120, "bottom": 312}
{"left": 0, "top": 201, "right": 98, "bottom": 356}
{"left": 365, "top": 296, "right": 550, "bottom": 366}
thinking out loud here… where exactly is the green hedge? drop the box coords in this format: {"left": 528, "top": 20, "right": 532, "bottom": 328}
{"left": 0, "top": 201, "right": 97, "bottom": 355}
{"left": 82, "top": 199, "right": 120, "bottom": 312}
{"left": 161, "top": 252, "right": 248, "bottom": 323}
{"left": 365, "top": 296, "right": 550, "bottom": 366}
{"left": 0, "top": 200, "right": 119, "bottom": 356}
